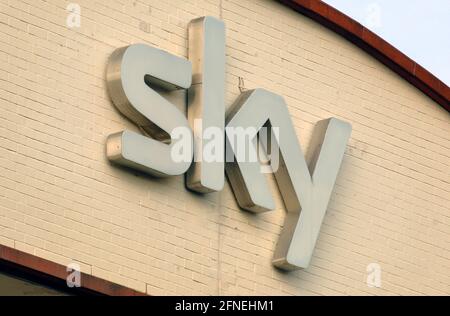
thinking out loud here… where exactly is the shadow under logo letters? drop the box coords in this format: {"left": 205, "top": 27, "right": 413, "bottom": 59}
{"left": 105, "top": 17, "right": 352, "bottom": 271}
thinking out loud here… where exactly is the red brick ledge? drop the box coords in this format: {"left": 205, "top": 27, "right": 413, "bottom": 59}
{"left": 0, "top": 245, "right": 146, "bottom": 296}
{"left": 278, "top": 0, "right": 450, "bottom": 112}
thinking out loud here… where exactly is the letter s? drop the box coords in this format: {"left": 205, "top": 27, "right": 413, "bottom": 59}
{"left": 106, "top": 44, "right": 193, "bottom": 177}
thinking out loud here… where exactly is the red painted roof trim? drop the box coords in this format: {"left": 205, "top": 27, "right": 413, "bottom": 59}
{"left": 278, "top": 0, "right": 450, "bottom": 112}
{"left": 0, "top": 1, "right": 448, "bottom": 297}
{"left": 0, "top": 245, "right": 146, "bottom": 296}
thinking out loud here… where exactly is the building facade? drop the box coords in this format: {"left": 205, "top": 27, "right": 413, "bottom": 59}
{"left": 0, "top": 0, "right": 449, "bottom": 295}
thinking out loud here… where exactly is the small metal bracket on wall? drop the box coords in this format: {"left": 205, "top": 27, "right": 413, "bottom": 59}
{"left": 238, "top": 76, "right": 246, "bottom": 93}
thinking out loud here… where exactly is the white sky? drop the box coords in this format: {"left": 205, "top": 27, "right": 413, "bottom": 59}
{"left": 322, "top": 0, "right": 450, "bottom": 86}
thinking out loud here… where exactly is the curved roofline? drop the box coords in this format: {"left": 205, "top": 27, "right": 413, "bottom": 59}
{"left": 0, "top": 244, "right": 146, "bottom": 296}
{"left": 278, "top": 0, "right": 450, "bottom": 112}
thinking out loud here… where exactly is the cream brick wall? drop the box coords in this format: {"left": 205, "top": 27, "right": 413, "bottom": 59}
{"left": 0, "top": 0, "right": 449, "bottom": 295}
